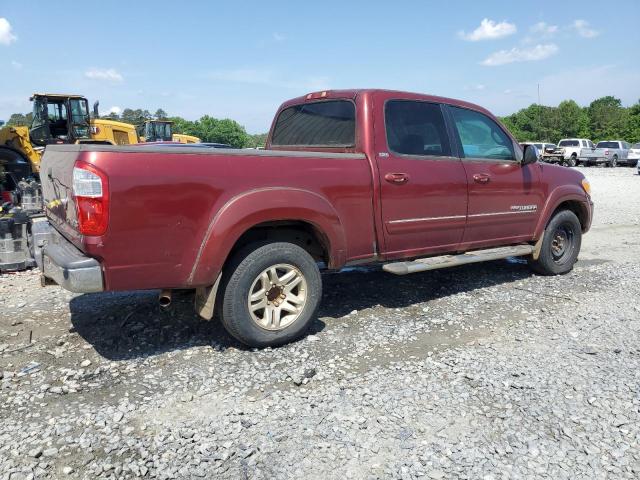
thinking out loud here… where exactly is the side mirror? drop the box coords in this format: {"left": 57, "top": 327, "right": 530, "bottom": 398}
{"left": 522, "top": 144, "right": 539, "bottom": 165}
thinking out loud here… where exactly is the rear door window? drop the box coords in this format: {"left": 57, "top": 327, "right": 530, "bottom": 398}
{"left": 449, "top": 106, "right": 515, "bottom": 160}
{"left": 271, "top": 100, "right": 355, "bottom": 147}
{"left": 384, "top": 100, "right": 451, "bottom": 157}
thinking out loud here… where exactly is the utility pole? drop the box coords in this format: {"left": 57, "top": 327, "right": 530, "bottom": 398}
{"left": 537, "top": 83, "right": 544, "bottom": 141}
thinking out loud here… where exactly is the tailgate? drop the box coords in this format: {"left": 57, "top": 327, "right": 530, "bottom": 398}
{"left": 39, "top": 146, "right": 83, "bottom": 246}
{"left": 580, "top": 148, "right": 601, "bottom": 159}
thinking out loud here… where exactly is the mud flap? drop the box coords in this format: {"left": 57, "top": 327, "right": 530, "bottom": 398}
{"left": 532, "top": 230, "right": 545, "bottom": 260}
{"left": 194, "top": 274, "right": 221, "bottom": 320}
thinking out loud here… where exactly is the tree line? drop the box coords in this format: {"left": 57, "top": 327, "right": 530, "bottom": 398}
{"left": 5, "top": 108, "right": 267, "bottom": 149}
{"left": 101, "top": 108, "right": 267, "bottom": 148}
{"left": 6, "top": 95, "right": 640, "bottom": 147}
{"left": 499, "top": 96, "right": 640, "bottom": 144}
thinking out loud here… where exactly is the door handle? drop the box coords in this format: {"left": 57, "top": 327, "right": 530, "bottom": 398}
{"left": 473, "top": 173, "right": 491, "bottom": 184}
{"left": 385, "top": 173, "right": 409, "bottom": 184}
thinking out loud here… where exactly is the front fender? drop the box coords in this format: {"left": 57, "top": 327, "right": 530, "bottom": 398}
{"left": 533, "top": 184, "right": 592, "bottom": 238}
{"left": 188, "top": 187, "right": 347, "bottom": 285}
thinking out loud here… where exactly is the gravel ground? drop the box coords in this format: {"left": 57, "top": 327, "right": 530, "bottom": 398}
{"left": 1, "top": 166, "right": 639, "bottom": 480}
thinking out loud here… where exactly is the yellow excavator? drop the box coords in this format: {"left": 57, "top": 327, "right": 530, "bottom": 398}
{"left": 138, "top": 120, "right": 200, "bottom": 143}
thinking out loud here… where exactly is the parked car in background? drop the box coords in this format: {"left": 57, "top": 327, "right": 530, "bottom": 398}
{"left": 557, "top": 139, "right": 602, "bottom": 167}
{"left": 521, "top": 142, "right": 565, "bottom": 165}
{"left": 629, "top": 143, "right": 640, "bottom": 168}
{"left": 595, "top": 141, "right": 632, "bottom": 167}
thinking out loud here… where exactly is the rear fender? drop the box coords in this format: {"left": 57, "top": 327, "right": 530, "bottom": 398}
{"left": 534, "top": 185, "right": 591, "bottom": 238}
{"left": 189, "top": 188, "right": 346, "bottom": 285}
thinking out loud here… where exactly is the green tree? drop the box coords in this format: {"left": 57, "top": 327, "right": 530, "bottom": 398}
{"left": 168, "top": 116, "right": 198, "bottom": 136}
{"left": 588, "top": 96, "right": 625, "bottom": 141}
{"left": 191, "top": 116, "right": 249, "bottom": 147}
{"left": 556, "top": 100, "right": 585, "bottom": 139}
{"left": 623, "top": 100, "right": 640, "bottom": 143}
{"left": 154, "top": 109, "right": 168, "bottom": 120}
{"left": 120, "top": 108, "right": 152, "bottom": 126}
{"left": 6, "top": 112, "right": 32, "bottom": 126}
{"left": 246, "top": 132, "right": 269, "bottom": 148}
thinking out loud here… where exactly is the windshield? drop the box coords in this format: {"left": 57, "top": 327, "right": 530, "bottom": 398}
{"left": 31, "top": 97, "right": 48, "bottom": 130}
{"left": 558, "top": 140, "right": 579, "bottom": 147}
{"left": 146, "top": 121, "right": 172, "bottom": 141}
{"left": 596, "top": 141, "right": 619, "bottom": 148}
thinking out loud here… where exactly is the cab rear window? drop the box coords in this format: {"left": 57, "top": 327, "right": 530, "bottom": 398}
{"left": 271, "top": 100, "right": 355, "bottom": 147}
{"left": 596, "top": 141, "right": 619, "bottom": 148}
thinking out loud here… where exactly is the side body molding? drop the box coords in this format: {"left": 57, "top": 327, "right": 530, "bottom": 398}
{"left": 188, "top": 187, "right": 347, "bottom": 286}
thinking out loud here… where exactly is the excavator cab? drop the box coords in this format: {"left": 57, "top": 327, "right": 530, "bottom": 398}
{"left": 29, "top": 94, "right": 91, "bottom": 146}
{"left": 138, "top": 120, "right": 173, "bottom": 142}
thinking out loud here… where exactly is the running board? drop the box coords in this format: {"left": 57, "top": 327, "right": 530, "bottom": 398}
{"left": 382, "top": 245, "right": 535, "bottom": 275}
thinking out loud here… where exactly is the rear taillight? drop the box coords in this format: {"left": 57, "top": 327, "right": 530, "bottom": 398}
{"left": 604, "top": 150, "right": 609, "bottom": 156}
{"left": 73, "top": 163, "right": 109, "bottom": 236}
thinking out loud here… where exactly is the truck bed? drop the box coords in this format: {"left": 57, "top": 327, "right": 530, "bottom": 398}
{"left": 40, "top": 144, "right": 376, "bottom": 290}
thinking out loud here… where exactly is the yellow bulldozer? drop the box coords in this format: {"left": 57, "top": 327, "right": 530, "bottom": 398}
{"left": 138, "top": 120, "right": 200, "bottom": 143}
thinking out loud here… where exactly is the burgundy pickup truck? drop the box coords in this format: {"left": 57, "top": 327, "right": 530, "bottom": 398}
{"left": 38, "top": 89, "right": 593, "bottom": 347}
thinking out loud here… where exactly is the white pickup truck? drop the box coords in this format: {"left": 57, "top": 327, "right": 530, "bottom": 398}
{"left": 556, "top": 139, "right": 604, "bottom": 167}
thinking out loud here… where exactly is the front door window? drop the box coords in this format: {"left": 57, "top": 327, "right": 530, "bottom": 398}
{"left": 449, "top": 107, "right": 515, "bottom": 161}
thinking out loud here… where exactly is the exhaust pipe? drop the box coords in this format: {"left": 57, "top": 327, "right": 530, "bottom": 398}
{"left": 159, "top": 289, "right": 172, "bottom": 309}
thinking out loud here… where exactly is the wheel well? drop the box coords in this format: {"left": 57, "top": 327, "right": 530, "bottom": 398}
{"left": 228, "top": 221, "right": 330, "bottom": 266}
{"left": 554, "top": 201, "right": 588, "bottom": 232}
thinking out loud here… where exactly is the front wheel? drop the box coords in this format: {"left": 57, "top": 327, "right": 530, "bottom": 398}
{"left": 528, "top": 210, "right": 582, "bottom": 275}
{"left": 220, "top": 242, "right": 322, "bottom": 347}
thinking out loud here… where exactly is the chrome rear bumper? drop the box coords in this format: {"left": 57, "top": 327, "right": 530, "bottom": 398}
{"left": 39, "top": 223, "right": 104, "bottom": 293}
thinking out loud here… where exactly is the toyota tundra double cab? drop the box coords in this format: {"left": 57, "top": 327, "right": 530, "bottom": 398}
{"left": 37, "top": 90, "right": 593, "bottom": 347}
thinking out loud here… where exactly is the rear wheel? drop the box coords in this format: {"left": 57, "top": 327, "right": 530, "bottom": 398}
{"left": 220, "top": 242, "right": 322, "bottom": 347}
{"left": 566, "top": 154, "right": 577, "bottom": 167}
{"left": 528, "top": 210, "right": 582, "bottom": 275}
{"left": 607, "top": 155, "right": 618, "bottom": 168}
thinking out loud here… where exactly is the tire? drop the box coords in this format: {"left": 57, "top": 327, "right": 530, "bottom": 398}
{"left": 567, "top": 154, "right": 577, "bottom": 168}
{"left": 528, "top": 210, "right": 582, "bottom": 276}
{"left": 0, "top": 147, "right": 32, "bottom": 186}
{"left": 607, "top": 155, "right": 618, "bottom": 168}
{"left": 220, "top": 242, "right": 322, "bottom": 348}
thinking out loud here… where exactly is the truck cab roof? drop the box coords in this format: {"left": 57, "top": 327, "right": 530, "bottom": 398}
{"left": 280, "top": 89, "right": 494, "bottom": 116}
